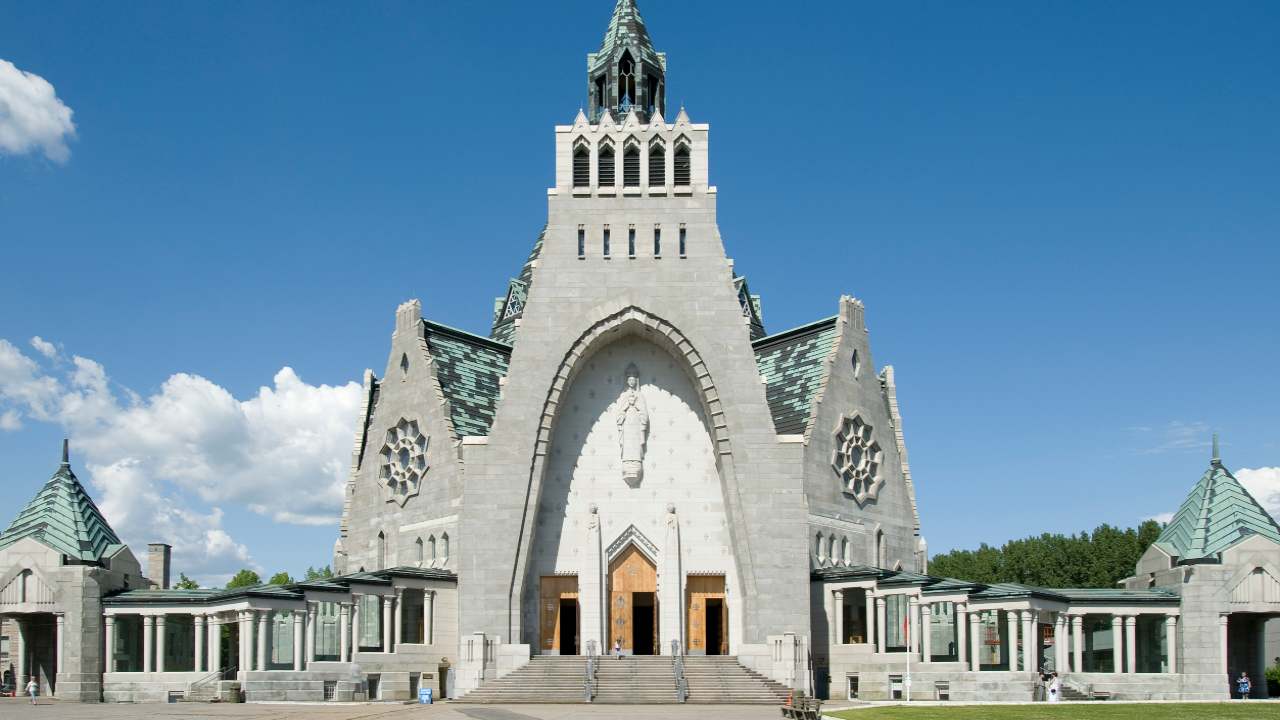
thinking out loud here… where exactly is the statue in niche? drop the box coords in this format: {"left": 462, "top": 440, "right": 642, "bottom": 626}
{"left": 615, "top": 363, "right": 649, "bottom": 486}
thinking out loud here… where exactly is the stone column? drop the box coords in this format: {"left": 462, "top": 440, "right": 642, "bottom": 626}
{"left": 293, "top": 611, "right": 304, "bottom": 671}
{"left": 1125, "top": 616, "right": 1137, "bottom": 674}
{"left": 104, "top": 615, "right": 117, "bottom": 673}
{"left": 143, "top": 616, "right": 154, "bottom": 673}
{"left": 194, "top": 615, "right": 205, "bottom": 673}
{"left": 833, "top": 590, "right": 844, "bottom": 646}
{"left": 956, "top": 603, "right": 968, "bottom": 666}
{"left": 864, "top": 593, "right": 875, "bottom": 647}
{"left": 875, "top": 597, "right": 887, "bottom": 654}
{"left": 1022, "top": 611, "right": 1035, "bottom": 673}
{"left": 256, "top": 610, "right": 268, "bottom": 670}
{"left": 921, "top": 604, "right": 932, "bottom": 662}
{"left": 307, "top": 604, "right": 317, "bottom": 663}
{"left": 1110, "top": 616, "right": 1123, "bottom": 673}
{"left": 1006, "top": 611, "right": 1019, "bottom": 672}
{"left": 339, "top": 602, "right": 351, "bottom": 662}
{"left": 239, "top": 611, "right": 249, "bottom": 671}
{"left": 1053, "top": 615, "right": 1065, "bottom": 673}
{"left": 210, "top": 615, "right": 222, "bottom": 672}
{"left": 1165, "top": 615, "right": 1177, "bottom": 673}
{"left": 54, "top": 614, "right": 65, "bottom": 676}
{"left": 156, "top": 615, "right": 168, "bottom": 673}
{"left": 968, "top": 613, "right": 981, "bottom": 672}
{"left": 351, "top": 595, "right": 361, "bottom": 654}
{"left": 382, "top": 596, "right": 393, "bottom": 652}
{"left": 908, "top": 597, "right": 920, "bottom": 656}
{"left": 1218, "top": 615, "right": 1228, "bottom": 676}
{"left": 424, "top": 591, "right": 434, "bottom": 646}
{"left": 393, "top": 589, "right": 404, "bottom": 649}
{"left": 1072, "top": 615, "right": 1084, "bottom": 672}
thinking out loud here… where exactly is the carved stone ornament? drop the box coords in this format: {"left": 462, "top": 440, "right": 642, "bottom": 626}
{"left": 379, "top": 418, "right": 428, "bottom": 505}
{"left": 832, "top": 414, "right": 883, "bottom": 505}
{"left": 615, "top": 363, "right": 649, "bottom": 486}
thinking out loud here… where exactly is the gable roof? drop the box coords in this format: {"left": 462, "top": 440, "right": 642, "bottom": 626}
{"left": 424, "top": 321, "right": 511, "bottom": 437}
{"left": 0, "top": 442, "right": 123, "bottom": 562}
{"left": 752, "top": 317, "right": 839, "bottom": 435}
{"left": 1154, "top": 447, "right": 1280, "bottom": 562}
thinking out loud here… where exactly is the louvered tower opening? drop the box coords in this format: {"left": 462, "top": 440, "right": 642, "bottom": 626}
{"left": 598, "top": 146, "right": 615, "bottom": 187}
{"left": 623, "top": 146, "right": 640, "bottom": 187}
{"left": 648, "top": 146, "right": 665, "bottom": 186}
{"left": 674, "top": 145, "right": 691, "bottom": 185}
{"left": 573, "top": 147, "right": 590, "bottom": 187}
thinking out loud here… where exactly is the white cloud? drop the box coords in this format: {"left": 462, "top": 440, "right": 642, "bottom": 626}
{"left": 1145, "top": 512, "right": 1174, "bottom": 525}
{"left": 0, "top": 409, "right": 20, "bottom": 431}
{"left": 1131, "top": 420, "right": 1211, "bottom": 455}
{"left": 0, "top": 59, "right": 76, "bottom": 163}
{"left": 1237, "top": 467, "right": 1280, "bottom": 521}
{"left": 0, "top": 338, "right": 363, "bottom": 585}
{"left": 29, "top": 336, "right": 57, "bottom": 359}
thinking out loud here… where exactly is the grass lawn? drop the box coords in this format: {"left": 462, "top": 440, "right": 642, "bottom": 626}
{"left": 825, "top": 703, "right": 1280, "bottom": 720}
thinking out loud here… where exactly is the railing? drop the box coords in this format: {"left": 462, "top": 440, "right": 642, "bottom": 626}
{"left": 671, "top": 640, "right": 688, "bottom": 703}
{"left": 584, "top": 640, "right": 598, "bottom": 702}
{"left": 185, "top": 666, "right": 231, "bottom": 700}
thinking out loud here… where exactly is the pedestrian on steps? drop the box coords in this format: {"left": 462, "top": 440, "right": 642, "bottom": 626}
{"left": 25, "top": 677, "right": 38, "bottom": 705}
{"left": 614, "top": 638, "right": 622, "bottom": 659}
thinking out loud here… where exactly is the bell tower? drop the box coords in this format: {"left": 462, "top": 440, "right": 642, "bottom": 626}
{"left": 587, "top": 0, "right": 666, "bottom": 122}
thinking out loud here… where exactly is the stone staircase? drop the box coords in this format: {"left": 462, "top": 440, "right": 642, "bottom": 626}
{"left": 1060, "top": 682, "right": 1092, "bottom": 702}
{"left": 594, "top": 656, "right": 679, "bottom": 703}
{"left": 682, "top": 656, "right": 790, "bottom": 704}
{"left": 455, "top": 656, "right": 590, "bottom": 703}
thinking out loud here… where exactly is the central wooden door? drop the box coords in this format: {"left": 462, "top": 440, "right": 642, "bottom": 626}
{"left": 686, "top": 575, "right": 727, "bottom": 655}
{"left": 608, "top": 545, "right": 658, "bottom": 654}
{"left": 539, "top": 575, "right": 579, "bottom": 654}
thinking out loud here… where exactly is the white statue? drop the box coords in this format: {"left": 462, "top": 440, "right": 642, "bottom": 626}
{"left": 616, "top": 364, "right": 649, "bottom": 484}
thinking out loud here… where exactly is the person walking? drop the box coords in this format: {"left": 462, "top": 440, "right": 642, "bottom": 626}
{"left": 614, "top": 638, "right": 622, "bottom": 660}
{"left": 1047, "top": 672, "right": 1062, "bottom": 703}
{"left": 25, "top": 677, "right": 38, "bottom": 705}
{"left": 1236, "top": 671, "right": 1252, "bottom": 699}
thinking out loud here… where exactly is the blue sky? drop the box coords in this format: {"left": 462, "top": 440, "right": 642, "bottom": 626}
{"left": 1, "top": 1, "right": 1277, "bottom": 585}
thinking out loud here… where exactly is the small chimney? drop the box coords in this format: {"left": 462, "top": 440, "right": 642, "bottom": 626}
{"left": 148, "top": 543, "right": 172, "bottom": 590}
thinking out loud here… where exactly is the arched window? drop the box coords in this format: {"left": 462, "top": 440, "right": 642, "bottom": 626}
{"left": 618, "top": 51, "right": 636, "bottom": 108}
{"left": 598, "top": 144, "right": 615, "bottom": 187}
{"left": 623, "top": 145, "right": 640, "bottom": 187}
{"left": 415, "top": 537, "right": 424, "bottom": 566}
{"left": 573, "top": 145, "right": 590, "bottom": 187}
{"left": 428, "top": 535, "right": 437, "bottom": 565}
{"left": 648, "top": 144, "right": 665, "bottom": 186}
{"left": 19, "top": 569, "right": 32, "bottom": 603}
{"left": 815, "top": 532, "right": 824, "bottom": 561}
{"left": 875, "top": 530, "right": 886, "bottom": 569}
{"left": 827, "top": 535, "right": 836, "bottom": 564}
{"left": 841, "top": 537, "right": 850, "bottom": 565}
{"left": 441, "top": 533, "right": 450, "bottom": 563}
{"left": 674, "top": 144, "right": 691, "bottom": 185}
{"left": 376, "top": 531, "right": 386, "bottom": 570}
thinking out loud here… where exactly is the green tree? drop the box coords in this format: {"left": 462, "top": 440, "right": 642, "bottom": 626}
{"left": 173, "top": 573, "right": 199, "bottom": 590}
{"left": 268, "top": 571, "right": 294, "bottom": 585}
{"left": 304, "top": 565, "right": 334, "bottom": 580}
{"left": 225, "top": 569, "right": 262, "bottom": 589}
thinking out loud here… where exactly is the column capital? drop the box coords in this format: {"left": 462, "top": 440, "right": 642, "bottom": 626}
{"left": 1218, "top": 614, "right": 1229, "bottom": 625}
{"left": 1165, "top": 614, "right": 1177, "bottom": 624}
{"left": 908, "top": 595, "right": 919, "bottom": 606}
{"left": 875, "top": 597, "right": 886, "bottom": 607}
{"left": 921, "top": 603, "right": 932, "bottom": 615}
{"left": 1124, "top": 615, "right": 1137, "bottom": 626}
{"left": 969, "top": 612, "right": 980, "bottom": 624}
{"left": 833, "top": 588, "right": 843, "bottom": 599}
{"left": 104, "top": 615, "right": 115, "bottom": 626}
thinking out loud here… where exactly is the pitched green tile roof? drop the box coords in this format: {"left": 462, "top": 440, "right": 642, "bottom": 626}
{"left": 1154, "top": 452, "right": 1280, "bottom": 562}
{"left": 491, "top": 228, "right": 544, "bottom": 345}
{"left": 753, "top": 317, "right": 839, "bottom": 435}
{"left": 811, "top": 565, "right": 1177, "bottom": 604}
{"left": 0, "top": 446, "right": 123, "bottom": 562}
{"left": 591, "top": 0, "right": 664, "bottom": 73}
{"left": 104, "top": 566, "right": 457, "bottom": 606}
{"left": 425, "top": 321, "right": 511, "bottom": 437}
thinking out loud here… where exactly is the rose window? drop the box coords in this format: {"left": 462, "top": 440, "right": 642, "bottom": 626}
{"left": 379, "top": 418, "right": 427, "bottom": 505}
{"left": 832, "top": 414, "right": 883, "bottom": 504}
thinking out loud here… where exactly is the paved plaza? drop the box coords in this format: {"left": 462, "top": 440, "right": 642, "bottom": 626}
{"left": 0, "top": 700, "right": 784, "bottom": 719}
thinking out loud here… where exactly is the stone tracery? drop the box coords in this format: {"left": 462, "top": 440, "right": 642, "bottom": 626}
{"left": 832, "top": 413, "right": 883, "bottom": 504}
{"left": 379, "top": 418, "right": 428, "bottom": 505}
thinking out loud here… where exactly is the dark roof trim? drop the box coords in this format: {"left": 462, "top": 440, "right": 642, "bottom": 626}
{"left": 811, "top": 566, "right": 1179, "bottom": 604}
{"left": 104, "top": 566, "right": 457, "bottom": 606}
{"left": 424, "top": 320, "right": 512, "bottom": 354}
{"left": 751, "top": 316, "right": 838, "bottom": 352}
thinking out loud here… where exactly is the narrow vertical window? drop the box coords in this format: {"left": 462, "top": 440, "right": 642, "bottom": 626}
{"left": 429, "top": 535, "right": 437, "bottom": 565}
{"left": 603, "top": 226, "right": 610, "bottom": 257}
{"left": 628, "top": 226, "right": 636, "bottom": 257}
{"left": 674, "top": 144, "right": 691, "bottom": 185}
{"left": 598, "top": 145, "right": 615, "bottom": 187}
{"left": 679, "top": 225, "right": 687, "bottom": 257}
{"left": 653, "top": 226, "right": 661, "bottom": 256}
{"left": 649, "top": 145, "right": 665, "bottom": 186}
{"left": 624, "top": 146, "right": 640, "bottom": 187}
{"left": 415, "top": 537, "right": 424, "bottom": 566}
{"left": 573, "top": 146, "right": 590, "bottom": 188}
{"left": 577, "top": 225, "right": 585, "bottom": 258}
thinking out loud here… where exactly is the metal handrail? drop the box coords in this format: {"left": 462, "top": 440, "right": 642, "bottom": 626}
{"left": 671, "top": 640, "right": 687, "bottom": 703}
{"left": 584, "top": 640, "right": 598, "bottom": 702}
{"left": 186, "top": 666, "right": 230, "bottom": 697}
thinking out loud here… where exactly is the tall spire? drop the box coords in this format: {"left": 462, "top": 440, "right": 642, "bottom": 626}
{"left": 62, "top": 437, "right": 70, "bottom": 467}
{"left": 587, "top": 0, "right": 667, "bottom": 122}
{"left": 1211, "top": 433, "right": 1221, "bottom": 467}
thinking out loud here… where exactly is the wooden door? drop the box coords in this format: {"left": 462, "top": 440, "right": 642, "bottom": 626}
{"left": 539, "top": 575, "right": 578, "bottom": 653}
{"left": 686, "top": 575, "right": 727, "bottom": 654}
{"left": 608, "top": 545, "right": 657, "bottom": 653}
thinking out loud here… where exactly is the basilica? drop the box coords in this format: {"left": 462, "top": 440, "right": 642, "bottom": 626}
{"left": 2, "top": 0, "right": 1278, "bottom": 704}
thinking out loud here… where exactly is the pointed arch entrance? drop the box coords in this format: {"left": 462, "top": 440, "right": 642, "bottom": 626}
{"left": 609, "top": 545, "right": 657, "bottom": 655}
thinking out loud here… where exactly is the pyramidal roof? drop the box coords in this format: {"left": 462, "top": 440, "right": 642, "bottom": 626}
{"left": 0, "top": 440, "right": 123, "bottom": 562}
{"left": 592, "top": 0, "right": 664, "bottom": 70}
{"left": 1154, "top": 436, "right": 1280, "bottom": 562}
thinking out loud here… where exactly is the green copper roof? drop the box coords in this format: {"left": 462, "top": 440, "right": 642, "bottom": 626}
{"left": 811, "top": 565, "right": 1178, "bottom": 605}
{"left": 491, "top": 228, "right": 544, "bottom": 345}
{"left": 753, "top": 317, "right": 839, "bottom": 435}
{"left": 592, "top": 0, "right": 664, "bottom": 72}
{"left": 0, "top": 442, "right": 123, "bottom": 562}
{"left": 425, "top": 321, "right": 511, "bottom": 437}
{"left": 104, "top": 566, "right": 457, "bottom": 606}
{"left": 1154, "top": 443, "right": 1280, "bottom": 562}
